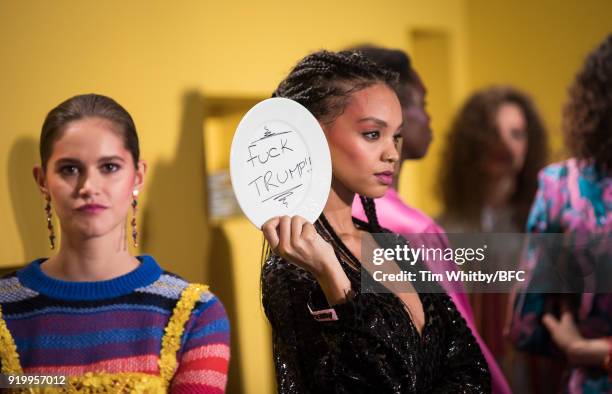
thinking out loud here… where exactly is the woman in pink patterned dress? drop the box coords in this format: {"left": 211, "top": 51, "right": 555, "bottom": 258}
{"left": 509, "top": 34, "right": 612, "bottom": 394}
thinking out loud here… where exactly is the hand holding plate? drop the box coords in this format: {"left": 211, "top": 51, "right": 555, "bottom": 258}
{"left": 262, "top": 215, "right": 338, "bottom": 278}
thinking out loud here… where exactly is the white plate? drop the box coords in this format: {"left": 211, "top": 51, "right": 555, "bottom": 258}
{"left": 230, "top": 98, "right": 332, "bottom": 229}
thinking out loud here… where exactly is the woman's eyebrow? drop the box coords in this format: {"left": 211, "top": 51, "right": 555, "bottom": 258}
{"left": 54, "top": 157, "right": 81, "bottom": 166}
{"left": 358, "top": 117, "right": 388, "bottom": 128}
{"left": 97, "top": 156, "right": 125, "bottom": 163}
{"left": 53, "top": 156, "right": 126, "bottom": 167}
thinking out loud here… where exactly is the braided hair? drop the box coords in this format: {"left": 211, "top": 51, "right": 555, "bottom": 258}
{"left": 273, "top": 50, "right": 399, "bottom": 125}
{"left": 272, "top": 50, "right": 398, "bottom": 231}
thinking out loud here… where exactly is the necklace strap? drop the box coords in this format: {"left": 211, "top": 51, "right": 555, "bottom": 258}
{"left": 316, "top": 214, "right": 363, "bottom": 272}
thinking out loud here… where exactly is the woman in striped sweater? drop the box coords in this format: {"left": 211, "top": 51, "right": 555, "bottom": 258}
{"left": 0, "top": 94, "right": 229, "bottom": 393}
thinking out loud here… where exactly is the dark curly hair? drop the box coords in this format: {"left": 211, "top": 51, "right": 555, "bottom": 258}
{"left": 273, "top": 49, "right": 400, "bottom": 230}
{"left": 273, "top": 50, "right": 399, "bottom": 123}
{"left": 438, "top": 86, "right": 548, "bottom": 229}
{"left": 563, "top": 34, "right": 612, "bottom": 172}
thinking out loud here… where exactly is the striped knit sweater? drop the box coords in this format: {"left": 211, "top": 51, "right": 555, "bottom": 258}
{"left": 0, "top": 255, "right": 229, "bottom": 393}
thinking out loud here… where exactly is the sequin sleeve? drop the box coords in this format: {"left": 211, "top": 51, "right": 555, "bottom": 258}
{"left": 262, "top": 254, "right": 490, "bottom": 393}
{"left": 262, "top": 255, "right": 414, "bottom": 393}
{"left": 430, "top": 294, "right": 491, "bottom": 393}
{"left": 261, "top": 256, "right": 312, "bottom": 393}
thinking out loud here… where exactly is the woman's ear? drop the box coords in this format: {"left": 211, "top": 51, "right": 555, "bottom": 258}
{"left": 33, "top": 166, "right": 49, "bottom": 195}
{"left": 133, "top": 160, "right": 147, "bottom": 193}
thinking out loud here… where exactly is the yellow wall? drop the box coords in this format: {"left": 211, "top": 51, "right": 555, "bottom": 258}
{"left": 466, "top": 0, "right": 612, "bottom": 161}
{"left": 0, "top": 1, "right": 467, "bottom": 392}
{"left": 402, "top": 30, "right": 463, "bottom": 216}
{"left": 3, "top": 1, "right": 607, "bottom": 392}
{"left": 402, "top": 1, "right": 612, "bottom": 218}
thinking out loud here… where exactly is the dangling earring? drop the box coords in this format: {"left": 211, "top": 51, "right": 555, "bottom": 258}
{"left": 131, "top": 190, "right": 139, "bottom": 247}
{"left": 45, "top": 195, "right": 56, "bottom": 249}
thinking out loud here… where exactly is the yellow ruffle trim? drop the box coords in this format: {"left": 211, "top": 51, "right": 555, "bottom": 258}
{"left": 5, "top": 372, "right": 167, "bottom": 393}
{"left": 1, "top": 283, "right": 208, "bottom": 392}
{"left": 158, "top": 283, "right": 208, "bottom": 383}
{"left": 0, "top": 304, "right": 23, "bottom": 374}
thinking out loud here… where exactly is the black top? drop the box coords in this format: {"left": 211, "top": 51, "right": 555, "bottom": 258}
{"left": 262, "top": 216, "right": 491, "bottom": 393}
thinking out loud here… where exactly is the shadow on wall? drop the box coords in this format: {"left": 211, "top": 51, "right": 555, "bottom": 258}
{"left": 140, "top": 90, "right": 209, "bottom": 276}
{"left": 140, "top": 90, "right": 242, "bottom": 392}
{"left": 8, "top": 137, "right": 49, "bottom": 266}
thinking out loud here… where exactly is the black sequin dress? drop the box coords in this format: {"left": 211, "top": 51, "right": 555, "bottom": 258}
{"left": 261, "top": 216, "right": 491, "bottom": 393}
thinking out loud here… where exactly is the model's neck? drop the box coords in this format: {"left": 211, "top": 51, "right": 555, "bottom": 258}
{"left": 42, "top": 225, "right": 138, "bottom": 282}
{"left": 486, "top": 175, "right": 516, "bottom": 210}
{"left": 322, "top": 178, "right": 358, "bottom": 236}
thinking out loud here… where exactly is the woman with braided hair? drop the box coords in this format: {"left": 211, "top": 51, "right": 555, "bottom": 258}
{"left": 261, "top": 50, "right": 490, "bottom": 393}
{"left": 349, "top": 44, "right": 511, "bottom": 394}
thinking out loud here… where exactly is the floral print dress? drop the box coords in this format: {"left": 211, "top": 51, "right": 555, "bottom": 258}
{"left": 510, "top": 159, "right": 612, "bottom": 393}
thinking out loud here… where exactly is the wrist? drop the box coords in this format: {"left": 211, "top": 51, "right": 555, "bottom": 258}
{"left": 311, "top": 253, "right": 341, "bottom": 281}
{"left": 313, "top": 258, "right": 352, "bottom": 306}
{"left": 566, "top": 337, "right": 611, "bottom": 367}
{"left": 565, "top": 338, "right": 587, "bottom": 359}
{"left": 603, "top": 337, "right": 612, "bottom": 373}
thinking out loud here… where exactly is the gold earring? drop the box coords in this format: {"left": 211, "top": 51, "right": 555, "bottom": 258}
{"left": 131, "top": 190, "right": 139, "bottom": 247}
{"left": 45, "top": 196, "right": 56, "bottom": 249}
